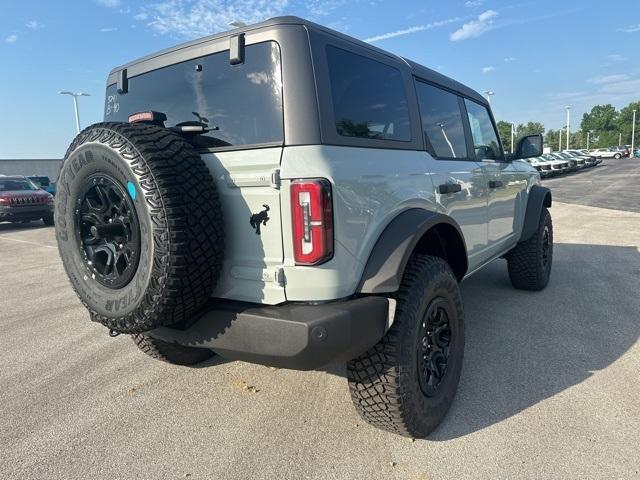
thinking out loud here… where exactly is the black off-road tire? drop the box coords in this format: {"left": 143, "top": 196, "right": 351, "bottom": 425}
{"left": 506, "top": 207, "right": 553, "bottom": 291}
{"left": 42, "top": 213, "right": 54, "bottom": 226}
{"left": 55, "top": 122, "right": 224, "bottom": 334}
{"left": 132, "top": 334, "right": 214, "bottom": 366}
{"left": 347, "top": 255, "right": 465, "bottom": 438}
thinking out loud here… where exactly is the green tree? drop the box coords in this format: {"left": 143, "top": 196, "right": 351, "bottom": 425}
{"left": 516, "top": 122, "right": 545, "bottom": 140}
{"left": 496, "top": 120, "right": 513, "bottom": 152}
{"left": 580, "top": 104, "right": 618, "bottom": 148}
{"left": 571, "top": 130, "right": 585, "bottom": 149}
{"left": 616, "top": 101, "right": 640, "bottom": 146}
{"left": 545, "top": 128, "right": 561, "bottom": 151}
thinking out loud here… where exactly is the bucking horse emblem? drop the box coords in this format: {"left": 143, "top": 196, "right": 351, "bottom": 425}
{"left": 250, "top": 204, "right": 270, "bottom": 235}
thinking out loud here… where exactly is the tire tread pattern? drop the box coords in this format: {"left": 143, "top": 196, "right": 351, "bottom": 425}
{"left": 507, "top": 207, "right": 552, "bottom": 291}
{"left": 347, "top": 255, "right": 463, "bottom": 438}
{"left": 132, "top": 334, "right": 214, "bottom": 365}
{"left": 58, "top": 122, "right": 224, "bottom": 333}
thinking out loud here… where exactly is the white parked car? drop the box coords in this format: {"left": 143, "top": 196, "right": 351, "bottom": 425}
{"left": 540, "top": 154, "right": 570, "bottom": 174}
{"left": 563, "top": 150, "right": 599, "bottom": 167}
{"left": 521, "top": 157, "right": 552, "bottom": 178}
{"left": 590, "top": 148, "right": 622, "bottom": 159}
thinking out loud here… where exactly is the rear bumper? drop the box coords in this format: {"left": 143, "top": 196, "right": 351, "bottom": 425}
{"left": 0, "top": 205, "right": 53, "bottom": 221}
{"left": 147, "top": 296, "right": 389, "bottom": 370}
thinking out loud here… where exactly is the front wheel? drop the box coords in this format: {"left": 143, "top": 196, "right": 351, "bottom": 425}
{"left": 42, "top": 213, "right": 54, "bottom": 226}
{"left": 614, "top": 153, "right": 621, "bottom": 159}
{"left": 347, "top": 255, "right": 465, "bottom": 438}
{"left": 506, "top": 207, "right": 553, "bottom": 290}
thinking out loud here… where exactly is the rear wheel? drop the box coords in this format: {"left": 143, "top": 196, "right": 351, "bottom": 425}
{"left": 347, "top": 255, "right": 465, "bottom": 438}
{"left": 614, "top": 153, "right": 621, "bottom": 159}
{"left": 132, "top": 334, "right": 214, "bottom": 366}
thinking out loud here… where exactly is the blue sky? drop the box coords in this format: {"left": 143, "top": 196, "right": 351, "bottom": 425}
{"left": 1, "top": 0, "right": 638, "bottom": 158}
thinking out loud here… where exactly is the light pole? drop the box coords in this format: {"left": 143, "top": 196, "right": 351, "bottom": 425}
{"left": 632, "top": 110, "right": 637, "bottom": 155}
{"left": 483, "top": 90, "right": 495, "bottom": 106}
{"left": 618, "top": 132, "right": 622, "bottom": 146}
{"left": 558, "top": 129, "right": 562, "bottom": 151}
{"left": 510, "top": 123, "right": 516, "bottom": 153}
{"left": 59, "top": 91, "right": 90, "bottom": 133}
{"left": 565, "top": 106, "right": 571, "bottom": 150}
{"left": 586, "top": 131, "right": 590, "bottom": 150}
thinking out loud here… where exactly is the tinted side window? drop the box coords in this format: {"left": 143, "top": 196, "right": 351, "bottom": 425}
{"left": 326, "top": 46, "right": 410, "bottom": 142}
{"left": 104, "top": 42, "right": 283, "bottom": 149}
{"left": 414, "top": 81, "right": 468, "bottom": 159}
{"left": 464, "top": 99, "right": 503, "bottom": 161}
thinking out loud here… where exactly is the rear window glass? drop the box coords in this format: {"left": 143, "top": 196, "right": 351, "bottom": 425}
{"left": 104, "top": 41, "right": 283, "bottom": 149}
{"left": 326, "top": 46, "right": 410, "bottom": 142}
{"left": 415, "top": 81, "right": 468, "bottom": 159}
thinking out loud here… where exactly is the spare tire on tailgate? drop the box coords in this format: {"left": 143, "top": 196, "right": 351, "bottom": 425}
{"left": 55, "top": 122, "right": 224, "bottom": 333}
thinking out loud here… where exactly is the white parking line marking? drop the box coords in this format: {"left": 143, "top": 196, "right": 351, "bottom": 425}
{"left": 0, "top": 236, "right": 57, "bottom": 249}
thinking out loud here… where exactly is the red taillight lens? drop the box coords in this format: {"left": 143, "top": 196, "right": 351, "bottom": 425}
{"left": 291, "top": 179, "right": 333, "bottom": 265}
{"left": 0, "top": 197, "right": 8, "bottom": 205}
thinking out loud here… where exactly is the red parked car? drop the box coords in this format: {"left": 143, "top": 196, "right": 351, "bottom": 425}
{"left": 0, "top": 175, "right": 55, "bottom": 225}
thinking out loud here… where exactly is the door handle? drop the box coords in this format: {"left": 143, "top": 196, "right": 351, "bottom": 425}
{"left": 489, "top": 180, "right": 503, "bottom": 188}
{"left": 438, "top": 183, "right": 462, "bottom": 194}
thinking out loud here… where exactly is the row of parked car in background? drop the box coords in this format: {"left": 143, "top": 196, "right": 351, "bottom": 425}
{"left": 522, "top": 149, "right": 604, "bottom": 178}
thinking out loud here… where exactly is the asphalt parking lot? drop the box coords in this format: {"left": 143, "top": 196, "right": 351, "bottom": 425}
{"left": 1, "top": 159, "right": 639, "bottom": 480}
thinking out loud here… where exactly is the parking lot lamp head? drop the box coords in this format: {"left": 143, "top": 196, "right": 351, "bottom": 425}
{"left": 483, "top": 90, "right": 494, "bottom": 106}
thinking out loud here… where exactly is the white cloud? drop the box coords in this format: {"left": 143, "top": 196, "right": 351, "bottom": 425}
{"left": 246, "top": 71, "right": 269, "bottom": 85}
{"left": 307, "top": 0, "right": 345, "bottom": 17}
{"left": 482, "top": 66, "right": 495, "bottom": 73}
{"left": 589, "top": 74, "right": 631, "bottom": 85}
{"left": 606, "top": 54, "right": 627, "bottom": 62}
{"left": 619, "top": 23, "right": 640, "bottom": 33}
{"left": 5, "top": 34, "right": 17, "bottom": 43}
{"left": 138, "top": 0, "right": 289, "bottom": 38}
{"left": 450, "top": 9, "right": 498, "bottom": 41}
{"left": 100, "top": 27, "right": 119, "bottom": 32}
{"left": 95, "top": 0, "right": 121, "bottom": 6}
{"left": 26, "top": 20, "right": 43, "bottom": 30}
{"left": 465, "top": 0, "right": 484, "bottom": 7}
{"left": 364, "top": 16, "right": 462, "bottom": 42}
{"left": 503, "top": 57, "right": 516, "bottom": 62}
{"left": 134, "top": 12, "right": 148, "bottom": 21}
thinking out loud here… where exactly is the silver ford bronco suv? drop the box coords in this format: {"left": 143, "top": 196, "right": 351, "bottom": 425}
{"left": 55, "top": 16, "right": 552, "bottom": 438}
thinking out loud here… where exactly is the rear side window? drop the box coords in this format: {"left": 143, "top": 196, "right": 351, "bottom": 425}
{"left": 104, "top": 41, "right": 283, "bottom": 149}
{"left": 464, "top": 99, "right": 503, "bottom": 161}
{"left": 326, "top": 46, "right": 410, "bottom": 142}
{"left": 414, "top": 81, "right": 468, "bottom": 159}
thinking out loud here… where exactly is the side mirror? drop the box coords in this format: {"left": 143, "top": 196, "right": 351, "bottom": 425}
{"left": 506, "top": 134, "right": 543, "bottom": 161}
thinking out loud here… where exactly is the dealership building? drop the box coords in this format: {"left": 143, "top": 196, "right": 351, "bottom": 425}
{"left": 0, "top": 159, "right": 62, "bottom": 181}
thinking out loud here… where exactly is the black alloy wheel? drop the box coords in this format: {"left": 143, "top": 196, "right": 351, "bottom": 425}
{"left": 76, "top": 174, "right": 141, "bottom": 289}
{"left": 417, "top": 299, "right": 453, "bottom": 397}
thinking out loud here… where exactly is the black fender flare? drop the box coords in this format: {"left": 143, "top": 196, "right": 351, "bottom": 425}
{"left": 357, "top": 209, "right": 467, "bottom": 294}
{"left": 519, "top": 185, "right": 552, "bottom": 242}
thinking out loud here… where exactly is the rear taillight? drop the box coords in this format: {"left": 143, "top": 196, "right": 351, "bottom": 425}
{"left": 291, "top": 179, "right": 333, "bottom": 265}
{"left": 0, "top": 197, "right": 8, "bottom": 205}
